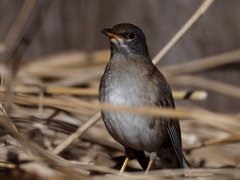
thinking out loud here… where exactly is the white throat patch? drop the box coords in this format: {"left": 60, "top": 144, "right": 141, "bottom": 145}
{"left": 111, "top": 38, "right": 132, "bottom": 54}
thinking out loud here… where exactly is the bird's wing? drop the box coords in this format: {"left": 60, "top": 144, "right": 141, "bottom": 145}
{"left": 157, "top": 94, "right": 184, "bottom": 167}
{"left": 154, "top": 70, "right": 185, "bottom": 167}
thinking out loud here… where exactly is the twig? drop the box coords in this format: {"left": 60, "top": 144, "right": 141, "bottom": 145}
{"left": 161, "top": 49, "right": 240, "bottom": 75}
{"left": 0, "top": 0, "right": 38, "bottom": 60}
{"left": 152, "top": 0, "right": 215, "bottom": 64}
{"left": 46, "top": 87, "right": 98, "bottom": 96}
{"left": 184, "top": 135, "right": 240, "bottom": 150}
{"left": 203, "top": 135, "right": 240, "bottom": 146}
{"left": 10, "top": 86, "right": 208, "bottom": 100}
{"left": 169, "top": 75, "right": 240, "bottom": 99}
{"left": 1, "top": 92, "right": 239, "bottom": 134}
{"left": 6, "top": 136, "right": 89, "bottom": 177}
{"left": 0, "top": 43, "right": 6, "bottom": 54}
{"left": 0, "top": 63, "right": 4, "bottom": 91}
{"left": 21, "top": 50, "right": 109, "bottom": 73}
{"left": 52, "top": 111, "right": 101, "bottom": 155}
{"left": 46, "top": 88, "right": 207, "bottom": 100}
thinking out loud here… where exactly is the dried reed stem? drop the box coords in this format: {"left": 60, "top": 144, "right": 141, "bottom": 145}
{"left": 52, "top": 111, "right": 101, "bottom": 155}
{"left": 152, "top": 0, "right": 215, "bottom": 64}
{"left": 203, "top": 135, "right": 240, "bottom": 146}
{"left": 9, "top": 86, "right": 207, "bottom": 100}
{"left": 0, "top": 63, "right": 4, "bottom": 91}
{"left": 185, "top": 135, "right": 240, "bottom": 150}
{"left": 22, "top": 50, "right": 109, "bottom": 72}
{"left": 1, "top": 0, "right": 37, "bottom": 59}
{"left": 162, "top": 48, "right": 240, "bottom": 75}
{"left": 169, "top": 75, "right": 240, "bottom": 99}
{"left": 1, "top": 92, "right": 239, "bottom": 134}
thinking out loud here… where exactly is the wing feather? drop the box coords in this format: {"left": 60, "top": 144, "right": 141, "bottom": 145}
{"left": 154, "top": 69, "right": 186, "bottom": 168}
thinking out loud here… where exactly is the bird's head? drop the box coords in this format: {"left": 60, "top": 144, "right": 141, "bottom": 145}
{"left": 101, "top": 23, "right": 150, "bottom": 59}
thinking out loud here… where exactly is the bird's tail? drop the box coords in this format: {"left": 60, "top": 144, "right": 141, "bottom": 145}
{"left": 182, "top": 155, "right": 191, "bottom": 168}
{"left": 132, "top": 150, "right": 148, "bottom": 170}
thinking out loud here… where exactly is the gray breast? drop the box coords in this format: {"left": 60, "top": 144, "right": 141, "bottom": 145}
{"left": 99, "top": 62, "right": 163, "bottom": 152}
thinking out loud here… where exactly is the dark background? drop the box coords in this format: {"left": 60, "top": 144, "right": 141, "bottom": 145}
{"left": 1, "top": 0, "right": 239, "bottom": 113}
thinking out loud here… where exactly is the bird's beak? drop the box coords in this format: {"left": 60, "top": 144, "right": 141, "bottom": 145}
{"left": 101, "top": 28, "right": 122, "bottom": 40}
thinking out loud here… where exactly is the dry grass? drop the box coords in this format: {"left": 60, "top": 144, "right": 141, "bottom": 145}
{"left": 1, "top": 47, "right": 240, "bottom": 179}
{"left": 0, "top": 0, "right": 240, "bottom": 179}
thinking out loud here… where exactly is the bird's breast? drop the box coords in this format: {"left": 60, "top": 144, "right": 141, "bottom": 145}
{"left": 99, "top": 64, "right": 163, "bottom": 152}
{"left": 100, "top": 63, "right": 158, "bottom": 105}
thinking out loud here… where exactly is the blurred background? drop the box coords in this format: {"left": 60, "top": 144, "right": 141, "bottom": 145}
{"left": 0, "top": 1, "right": 240, "bottom": 177}
{"left": 1, "top": 0, "right": 239, "bottom": 113}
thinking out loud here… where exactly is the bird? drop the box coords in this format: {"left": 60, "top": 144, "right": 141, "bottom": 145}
{"left": 99, "top": 23, "right": 189, "bottom": 174}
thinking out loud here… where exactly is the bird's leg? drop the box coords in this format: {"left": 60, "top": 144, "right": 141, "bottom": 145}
{"left": 118, "top": 148, "right": 132, "bottom": 176}
{"left": 145, "top": 152, "right": 157, "bottom": 175}
{"left": 118, "top": 157, "right": 129, "bottom": 175}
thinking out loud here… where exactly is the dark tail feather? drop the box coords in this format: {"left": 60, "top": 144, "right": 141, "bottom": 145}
{"left": 132, "top": 150, "right": 148, "bottom": 170}
{"left": 182, "top": 155, "right": 191, "bottom": 168}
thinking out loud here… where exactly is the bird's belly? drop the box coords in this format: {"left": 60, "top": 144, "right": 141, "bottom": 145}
{"left": 101, "top": 83, "right": 162, "bottom": 152}
{"left": 103, "top": 111, "right": 161, "bottom": 152}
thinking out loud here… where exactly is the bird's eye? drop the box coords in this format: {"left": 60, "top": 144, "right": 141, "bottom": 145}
{"left": 127, "top": 32, "right": 136, "bottom": 39}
